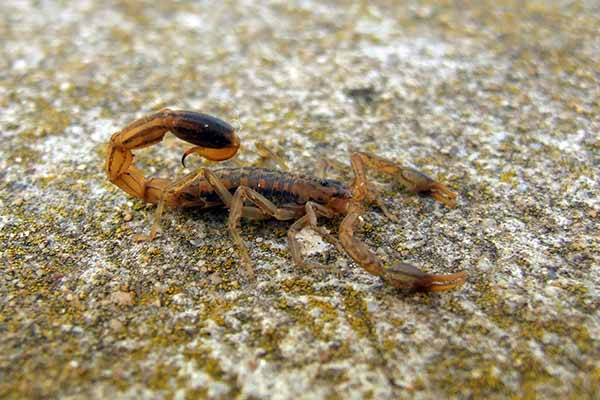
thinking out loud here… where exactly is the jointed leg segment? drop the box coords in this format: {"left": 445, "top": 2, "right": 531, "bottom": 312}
{"left": 204, "top": 169, "right": 345, "bottom": 278}
{"left": 287, "top": 202, "right": 345, "bottom": 269}
{"left": 204, "top": 169, "right": 303, "bottom": 279}
{"left": 133, "top": 169, "right": 208, "bottom": 242}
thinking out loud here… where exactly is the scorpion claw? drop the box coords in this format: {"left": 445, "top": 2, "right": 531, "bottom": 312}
{"left": 384, "top": 263, "right": 466, "bottom": 292}
{"left": 401, "top": 168, "right": 457, "bottom": 207}
{"left": 429, "top": 182, "right": 458, "bottom": 208}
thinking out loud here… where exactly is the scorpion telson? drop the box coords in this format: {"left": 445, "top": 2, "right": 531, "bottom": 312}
{"left": 106, "top": 109, "right": 466, "bottom": 291}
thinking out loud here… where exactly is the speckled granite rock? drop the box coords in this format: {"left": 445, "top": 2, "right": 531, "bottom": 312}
{"left": 1, "top": 1, "right": 598, "bottom": 399}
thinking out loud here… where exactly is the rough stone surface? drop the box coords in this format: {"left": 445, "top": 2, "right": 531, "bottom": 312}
{"left": 1, "top": 1, "right": 598, "bottom": 399}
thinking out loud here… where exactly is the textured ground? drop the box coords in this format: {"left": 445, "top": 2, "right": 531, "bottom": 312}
{"left": 1, "top": 1, "right": 598, "bottom": 399}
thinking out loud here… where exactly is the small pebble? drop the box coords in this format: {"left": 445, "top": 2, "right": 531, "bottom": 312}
{"left": 123, "top": 213, "right": 133, "bottom": 222}
{"left": 209, "top": 274, "right": 222, "bottom": 285}
{"left": 113, "top": 291, "right": 134, "bottom": 306}
{"left": 189, "top": 239, "right": 204, "bottom": 247}
{"left": 109, "top": 319, "right": 123, "bottom": 331}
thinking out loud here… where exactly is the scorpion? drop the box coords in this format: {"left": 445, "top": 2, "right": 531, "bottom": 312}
{"left": 106, "top": 109, "right": 466, "bottom": 291}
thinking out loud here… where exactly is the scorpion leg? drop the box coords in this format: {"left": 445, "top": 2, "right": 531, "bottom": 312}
{"left": 203, "top": 169, "right": 279, "bottom": 221}
{"left": 255, "top": 142, "right": 289, "bottom": 171}
{"left": 287, "top": 202, "right": 345, "bottom": 269}
{"left": 203, "top": 170, "right": 303, "bottom": 279}
{"left": 137, "top": 167, "right": 273, "bottom": 243}
{"left": 365, "top": 183, "right": 400, "bottom": 223}
{"left": 337, "top": 152, "right": 465, "bottom": 291}
{"left": 133, "top": 170, "right": 207, "bottom": 241}
{"left": 315, "top": 158, "right": 348, "bottom": 180}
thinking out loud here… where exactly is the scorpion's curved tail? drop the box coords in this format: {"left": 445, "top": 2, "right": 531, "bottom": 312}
{"left": 106, "top": 108, "right": 240, "bottom": 204}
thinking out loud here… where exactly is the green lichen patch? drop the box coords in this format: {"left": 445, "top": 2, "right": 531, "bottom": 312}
{"left": 342, "top": 288, "right": 372, "bottom": 339}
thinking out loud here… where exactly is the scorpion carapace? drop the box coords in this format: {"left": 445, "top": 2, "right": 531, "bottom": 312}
{"left": 106, "top": 109, "right": 466, "bottom": 292}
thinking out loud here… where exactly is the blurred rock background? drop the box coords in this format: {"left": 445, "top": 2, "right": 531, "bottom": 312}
{"left": 0, "top": 1, "right": 598, "bottom": 399}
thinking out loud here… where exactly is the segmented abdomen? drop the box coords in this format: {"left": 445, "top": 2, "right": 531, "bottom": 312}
{"left": 199, "top": 167, "right": 351, "bottom": 206}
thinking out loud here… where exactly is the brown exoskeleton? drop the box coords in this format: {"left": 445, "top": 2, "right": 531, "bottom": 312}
{"left": 106, "top": 109, "right": 466, "bottom": 291}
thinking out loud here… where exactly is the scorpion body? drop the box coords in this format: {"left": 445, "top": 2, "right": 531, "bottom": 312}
{"left": 173, "top": 167, "right": 352, "bottom": 213}
{"left": 106, "top": 109, "right": 466, "bottom": 291}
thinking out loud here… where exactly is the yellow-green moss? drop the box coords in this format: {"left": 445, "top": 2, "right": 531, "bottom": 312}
{"left": 342, "top": 287, "right": 371, "bottom": 338}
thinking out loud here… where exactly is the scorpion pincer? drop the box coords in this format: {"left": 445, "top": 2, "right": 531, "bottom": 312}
{"left": 106, "top": 108, "right": 466, "bottom": 291}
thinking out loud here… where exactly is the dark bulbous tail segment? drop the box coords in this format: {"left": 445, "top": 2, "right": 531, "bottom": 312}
{"left": 163, "top": 110, "right": 241, "bottom": 165}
